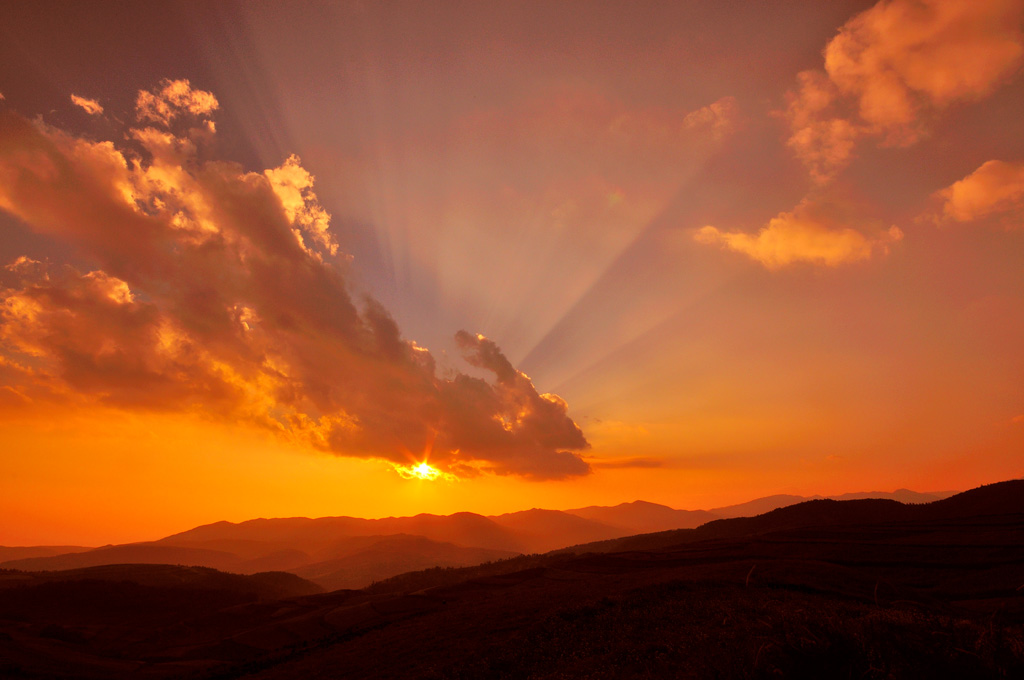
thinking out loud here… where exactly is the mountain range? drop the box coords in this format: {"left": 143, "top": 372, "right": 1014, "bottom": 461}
{"left": 0, "top": 489, "right": 955, "bottom": 590}
{"left": 0, "top": 480, "right": 1018, "bottom": 678}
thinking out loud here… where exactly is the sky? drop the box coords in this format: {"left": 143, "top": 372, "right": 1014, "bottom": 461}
{"left": 1, "top": 0, "right": 1023, "bottom": 546}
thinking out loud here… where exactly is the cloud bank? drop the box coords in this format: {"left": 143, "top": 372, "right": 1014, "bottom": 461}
{"left": 696, "top": 0, "right": 1021, "bottom": 269}
{"left": 788, "top": 0, "right": 1023, "bottom": 183}
{"left": 0, "top": 80, "right": 589, "bottom": 479}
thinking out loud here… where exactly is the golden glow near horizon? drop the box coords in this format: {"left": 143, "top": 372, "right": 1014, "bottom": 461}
{"left": 393, "top": 461, "right": 453, "bottom": 482}
{"left": 1, "top": 0, "right": 1023, "bottom": 546}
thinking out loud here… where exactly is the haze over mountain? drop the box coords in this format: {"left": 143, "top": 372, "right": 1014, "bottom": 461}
{"left": 0, "top": 546, "right": 92, "bottom": 563}
{"left": 564, "top": 500, "right": 718, "bottom": 534}
{"left": 0, "top": 488, "right": 958, "bottom": 590}
{"left": 705, "top": 488, "right": 956, "bottom": 519}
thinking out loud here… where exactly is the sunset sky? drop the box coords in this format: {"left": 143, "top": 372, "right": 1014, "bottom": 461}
{"left": 2, "top": 0, "right": 1023, "bottom": 546}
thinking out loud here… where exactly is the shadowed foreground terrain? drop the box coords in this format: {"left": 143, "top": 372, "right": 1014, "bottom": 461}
{"left": 0, "top": 481, "right": 1021, "bottom": 678}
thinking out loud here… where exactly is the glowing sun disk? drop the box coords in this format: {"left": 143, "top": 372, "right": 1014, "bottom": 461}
{"left": 393, "top": 461, "right": 451, "bottom": 481}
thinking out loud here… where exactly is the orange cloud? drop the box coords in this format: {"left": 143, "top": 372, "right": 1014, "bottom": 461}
{"left": 682, "top": 96, "right": 738, "bottom": 140}
{"left": 695, "top": 200, "right": 903, "bottom": 269}
{"left": 70, "top": 94, "right": 103, "bottom": 116}
{"left": 0, "top": 85, "right": 589, "bottom": 480}
{"left": 264, "top": 154, "right": 338, "bottom": 256}
{"left": 135, "top": 78, "right": 219, "bottom": 126}
{"left": 786, "top": 0, "right": 1024, "bottom": 182}
{"left": 784, "top": 71, "right": 862, "bottom": 185}
{"left": 826, "top": 0, "right": 1023, "bottom": 132}
{"left": 935, "top": 160, "right": 1024, "bottom": 223}
{"left": 1, "top": 262, "right": 241, "bottom": 412}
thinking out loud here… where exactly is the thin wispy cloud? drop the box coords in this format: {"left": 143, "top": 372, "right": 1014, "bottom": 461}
{"left": 70, "top": 94, "right": 103, "bottom": 116}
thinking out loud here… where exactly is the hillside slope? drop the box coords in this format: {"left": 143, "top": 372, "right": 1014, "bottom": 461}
{"left": 1, "top": 480, "right": 1020, "bottom": 679}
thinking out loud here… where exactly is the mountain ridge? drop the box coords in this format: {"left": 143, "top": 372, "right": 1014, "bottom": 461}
{"left": 1, "top": 479, "right": 1020, "bottom": 679}
{"left": 0, "top": 486, "right": 967, "bottom": 589}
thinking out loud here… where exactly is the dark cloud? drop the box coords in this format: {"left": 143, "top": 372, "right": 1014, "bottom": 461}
{"left": 0, "top": 83, "right": 590, "bottom": 479}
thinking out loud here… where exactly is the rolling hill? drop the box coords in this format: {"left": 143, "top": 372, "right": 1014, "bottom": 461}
{"left": 0, "top": 487, "right": 963, "bottom": 591}
{"left": 0, "top": 480, "right": 1020, "bottom": 678}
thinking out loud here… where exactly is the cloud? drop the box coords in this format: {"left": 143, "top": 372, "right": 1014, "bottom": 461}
{"left": 0, "top": 84, "right": 590, "bottom": 480}
{"left": 446, "top": 331, "right": 590, "bottom": 478}
{"left": 1, "top": 262, "right": 240, "bottom": 411}
{"left": 784, "top": 71, "right": 863, "bottom": 185}
{"left": 934, "top": 160, "right": 1024, "bottom": 223}
{"left": 785, "top": 0, "right": 1024, "bottom": 183}
{"left": 588, "top": 456, "right": 666, "bottom": 470}
{"left": 135, "top": 79, "right": 219, "bottom": 126}
{"left": 682, "top": 96, "right": 738, "bottom": 140}
{"left": 695, "top": 200, "right": 903, "bottom": 269}
{"left": 264, "top": 155, "right": 338, "bottom": 256}
{"left": 70, "top": 94, "right": 103, "bottom": 116}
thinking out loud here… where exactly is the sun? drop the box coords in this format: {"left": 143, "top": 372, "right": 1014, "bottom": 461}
{"left": 410, "top": 462, "right": 440, "bottom": 480}
{"left": 393, "top": 461, "right": 453, "bottom": 481}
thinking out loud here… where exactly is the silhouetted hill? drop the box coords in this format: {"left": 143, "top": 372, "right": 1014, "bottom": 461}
{"left": 0, "top": 564, "right": 322, "bottom": 634}
{"left": 0, "top": 563, "right": 322, "bottom": 598}
{"left": 161, "top": 511, "right": 527, "bottom": 553}
{"left": 290, "top": 534, "right": 515, "bottom": 590}
{"left": 708, "top": 493, "right": 811, "bottom": 518}
{"left": 831, "top": 488, "right": 956, "bottom": 504}
{"left": 699, "top": 497, "right": 913, "bottom": 538}
{"left": 707, "top": 488, "right": 957, "bottom": 519}
{"left": 3, "top": 480, "right": 1019, "bottom": 679}
{"left": 0, "top": 546, "right": 91, "bottom": 562}
{"left": 0, "top": 543, "right": 243, "bottom": 572}
{"left": 555, "top": 479, "right": 1024, "bottom": 556}
{"left": 0, "top": 485, "right": 980, "bottom": 594}
{"left": 919, "top": 479, "right": 1024, "bottom": 519}
{"left": 564, "top": 500, "right": 717, "bottom": 533}
{"left": 488, "top": 509, "right": 623, "bottom": 552}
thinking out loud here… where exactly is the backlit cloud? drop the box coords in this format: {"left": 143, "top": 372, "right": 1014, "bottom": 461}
{"left": 70, "top": 94, "right": 103, "bottom": 116}
{"left": 0, "top": 84, "right": 589, "bottom": 480}
{"left": 935, "top": 160, "right": 1024, "bottom": 224}
{"left": 786, "top": 0, "right": 1024, "bottom": 183}
{"left": 695, "top": 200, "right": 903, "bottom": 269}
{"left": 135, "top": 78, "right": 219, "bottom": 126}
